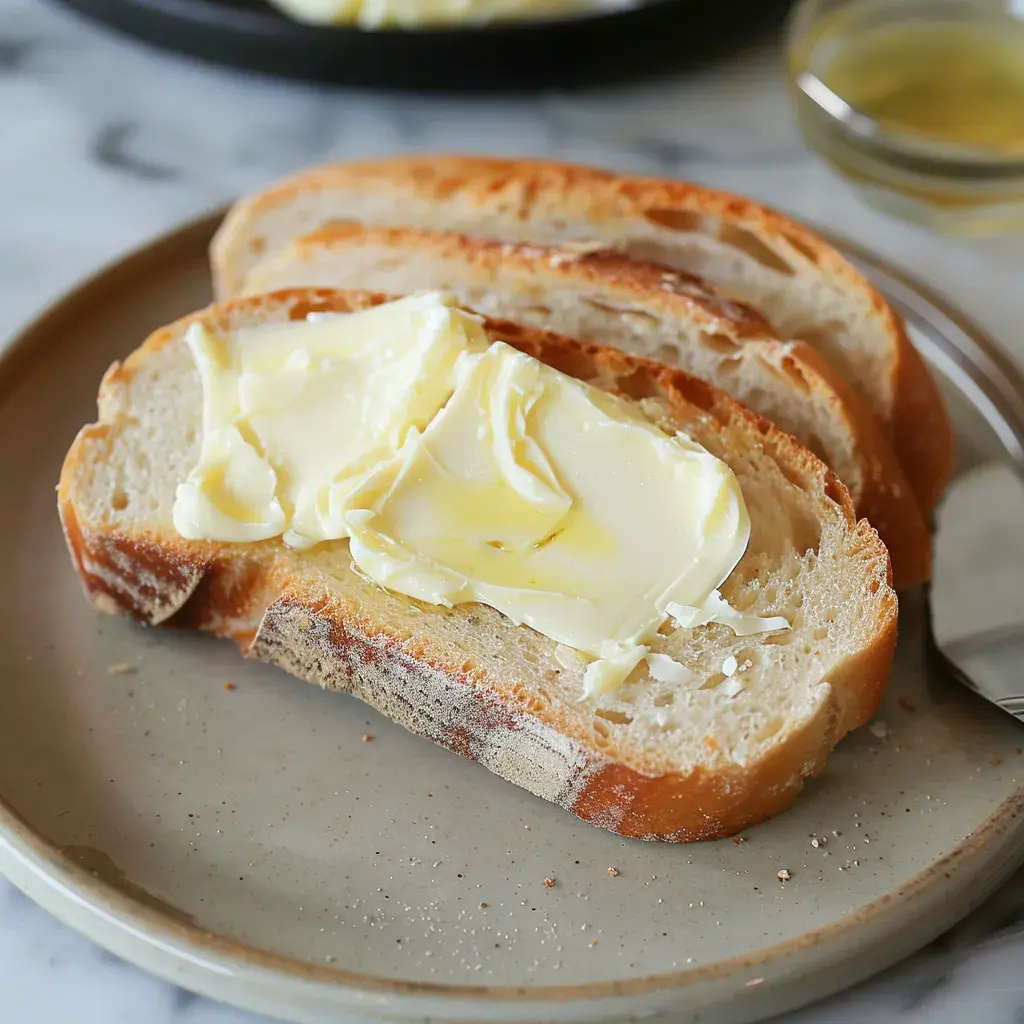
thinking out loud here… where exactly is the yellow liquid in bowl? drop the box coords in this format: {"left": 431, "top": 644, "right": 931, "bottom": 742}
{"left": 788, "top": 1, "right": 1024, "bottom": 232}
{"left": 819, "top": 18, "right": 1024, "bottom": 156}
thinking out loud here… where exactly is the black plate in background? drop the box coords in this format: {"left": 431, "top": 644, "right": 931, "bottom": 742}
{"left": 50, "top": 0, "right": 793, "bottom": 91}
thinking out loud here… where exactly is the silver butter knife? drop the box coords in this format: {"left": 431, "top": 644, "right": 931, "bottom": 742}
{"left": 932, "top": 461, "right": 1024, "bottom": 722}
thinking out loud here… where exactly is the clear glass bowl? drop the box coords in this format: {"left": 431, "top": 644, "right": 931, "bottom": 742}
{"left": 785, "top": 0, "right": 1024, "bottom": 235}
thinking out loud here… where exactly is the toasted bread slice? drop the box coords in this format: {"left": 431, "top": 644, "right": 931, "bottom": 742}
{"left": 243, "top": 223, "right": 930, "bottom": 589}
{"left": 58, "top": 288, "right": 897, "bottom": 842}
{"left": 211, "top": 154, "right": 953, "bottom": 515}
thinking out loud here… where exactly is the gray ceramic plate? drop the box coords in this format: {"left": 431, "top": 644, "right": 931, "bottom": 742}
{"left": 1, "top": 213, "right": 1023, "bottom": 1024}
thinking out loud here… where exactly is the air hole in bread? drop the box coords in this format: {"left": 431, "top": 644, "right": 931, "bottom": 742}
{"left": 736, "top": 648, "right": 757, "bottom": 667}
{"left": 755, "top": 353, "right": 813, "bottom": 400}
{"left": 795, "top": 326, "right": 833, "bottom": 350}
{"left": 247, "top": 236, "right": 266, "bottom": 257}
{"left": 700, "top": 332, "right": 742, "bottom": 356}
{"left": 777, "top": 456, "right": 812, "bottom": 493}
{"left": 823, "top": 476, "right": 847, "bottom": 509}
{"left": 653, "top": 693, "right": 674, "bottom": 707}
{"left": 433, "top": 178, "right": 462, "bottom": 201}
{"left": 655, "top": 343, "right": 680, "bottom": 366}
{"left": 781, "top": 230, "right": 820, "bottom": 264}
{"left": 621, "top": 310, "right": 662, "bottom": 332}
{"left": 779, "top": 358, "right": 812, "bottom": 396}
{"left": 111, "top": 491, "right": 129, "bottom": 512}
{"left": 668, "top": 375, "right": 716, "bottom": 414}
{"left": 519, "top": 647, "right": 540, "bottom": 668}
{"left": 616, "top": 367, "right": 665, "bottom": 401}
{"left": 522, "top": 692, "right": 551, "bottom": 713}
{"left": 717, "top": 224, "right": 794, "bottom": 277}
{"left": 134, "top": 452, "right": 147, "bottom": 471}
{"left": 581, "top": 298, "right": 659, "bottom": 330}
{"left": 716, "top": 355, "right": 743, "bottom": 377}
{"left": 812, "top": 627, "right": 829, "bottom": 641}
{"left": 520, "top": 305, "right": 553, "bottom": 319}
{"left": 595, "top": 708, "right": 633, "bottom": 725}
{"left": 700, "top": 672, "right": 727, "bottom": 690}
{"left": 763, "top": 632, "right": 792, "bottom": 646}
{"left": 641, "top": 207, "right": 704, "bottom": 233}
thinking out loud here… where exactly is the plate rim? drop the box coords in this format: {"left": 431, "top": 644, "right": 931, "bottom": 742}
{"left": 3, "top": 206, "right": 1024, "bottom": 1011}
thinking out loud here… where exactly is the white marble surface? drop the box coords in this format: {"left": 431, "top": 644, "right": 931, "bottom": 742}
{"left": 3, "top": 0, "right": 1024, "bottom": 1020}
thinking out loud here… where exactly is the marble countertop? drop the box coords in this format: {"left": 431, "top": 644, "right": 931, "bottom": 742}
{"left": 3, "top": 0, "right": 1024, "bottom": 1020}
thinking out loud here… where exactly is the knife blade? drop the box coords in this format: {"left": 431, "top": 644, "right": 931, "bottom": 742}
{"left": 931, "top": 461, "right": 1024, "bottom": 722}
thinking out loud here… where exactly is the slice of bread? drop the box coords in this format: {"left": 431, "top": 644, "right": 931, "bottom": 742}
{"left": 242, "top": 223, "right": 930, "bottom": 589}
{"left": 58, "top": 288, "right": 898, "bottom": 842}
{"left": 210, "top": 154, "right": 953, "bottom": 515}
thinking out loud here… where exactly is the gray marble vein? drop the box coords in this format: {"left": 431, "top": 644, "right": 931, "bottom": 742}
{"left": 2, "top": 0, "right": 1024, "bottom": 1020}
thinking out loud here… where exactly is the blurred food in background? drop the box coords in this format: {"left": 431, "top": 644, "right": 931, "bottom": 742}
{"left": 267, "top": 0, "right": 632, "bottom": 27}
{"left": 51, "top": 0, "right": 793, "bottom": 89}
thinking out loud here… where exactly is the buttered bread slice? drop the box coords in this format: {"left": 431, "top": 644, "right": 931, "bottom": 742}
{"left": 59, "top": 288, "right": 897, "bottom": 842}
